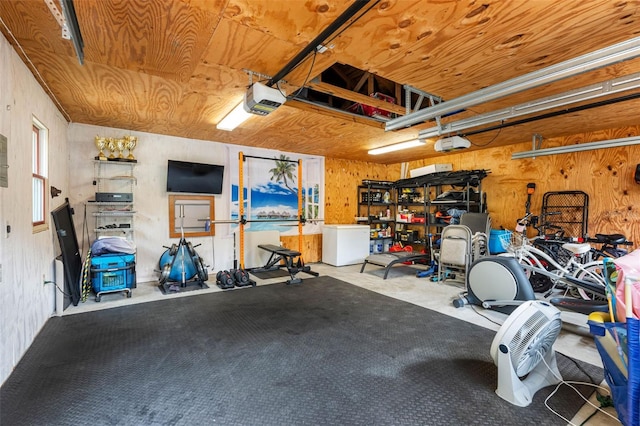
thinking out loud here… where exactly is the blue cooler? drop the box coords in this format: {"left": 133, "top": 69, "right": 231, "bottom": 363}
{"left": 91, "top": 253, "right": 136, "bottom": 301}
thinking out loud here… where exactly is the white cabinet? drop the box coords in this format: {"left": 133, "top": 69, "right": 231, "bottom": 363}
{"left": 90, "top": 160, "right": 137, "bottom": 241}
{"left": 322, "top": 225, "right": 370, "bottom": 266}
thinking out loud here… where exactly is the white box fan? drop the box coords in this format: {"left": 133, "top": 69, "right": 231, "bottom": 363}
{"left": 490, "top": 300, "right": 563, "bottom": 407}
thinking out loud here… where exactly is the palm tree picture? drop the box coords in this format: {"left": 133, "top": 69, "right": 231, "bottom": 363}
{"left": 269, "top": 155, "right": 297, "bottom": 194}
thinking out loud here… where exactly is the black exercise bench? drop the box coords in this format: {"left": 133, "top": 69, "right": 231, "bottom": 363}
{"left": 254, "top": 244, "right": 319, "bottom": 284}
{"left": 360, "top": 252, "right": 430, "bottom": 279}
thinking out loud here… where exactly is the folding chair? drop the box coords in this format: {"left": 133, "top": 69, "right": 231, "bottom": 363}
{"left": 460, "top": 212, "right": 491, "bottom": 259}
{"left": 437, "top": 225, "right": 473, "bottom": 287}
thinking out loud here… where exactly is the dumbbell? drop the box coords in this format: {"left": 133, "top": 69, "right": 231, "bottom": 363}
{"left": 216, "top": 270, "right": 234, "bottom": 288}
{"left": 234, "top": 269, "right": 251, "bottom": 286}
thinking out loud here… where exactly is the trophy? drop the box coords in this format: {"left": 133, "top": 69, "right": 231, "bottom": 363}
{"left": 106, "top": 138, "right": 117, "bottom": 159}
{"left": 94, "top": 136, "right": 107, "bottom": 160}
{"left": 116, "top": 137, "right": 126, "bottom": 159}
{"left": 125, "top": 136, "right": 137, "bottom": 161}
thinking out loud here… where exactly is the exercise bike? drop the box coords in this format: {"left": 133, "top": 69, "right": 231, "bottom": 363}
{"left": 454, "top": 254, "right": 609, "bottom": 315}
{"left": 454, "top": 190, "right": 608, "bottom": 315}
{"left": 453, "top": 187, "right": 540, "bottom": 313}
{"left": 453, "top": 256, "right": 536, "bottom": 314}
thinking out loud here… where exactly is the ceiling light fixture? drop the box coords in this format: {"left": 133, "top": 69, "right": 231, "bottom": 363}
{"left": 511, "top": 135, "right": 640, "bottom": 159}
{"left": 368, "top": 139, "right": 426, "bottom": 155}
{"left": 386, "top": 36, "right": 640, "bottom": 131}
{"left": 216, "top": 100, "right": 253, "bottom": 131}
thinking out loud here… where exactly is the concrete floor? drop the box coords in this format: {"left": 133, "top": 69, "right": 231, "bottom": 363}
{"left": 64, "top": 262, "right": 620, "bottom": 425}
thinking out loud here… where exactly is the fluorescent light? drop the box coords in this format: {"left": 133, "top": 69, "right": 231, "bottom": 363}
{"left": 419, "top": 72, "right": 640, "bottom": 140}
{"left": 512, "top": 135, "right": 640, "bottom": 159}
{"left": 386, "top": 36, "right": 640, "bottom": 131}
{"left": 216, "top": 101, "right": 252, "bottom": 131}
{"left": 368, "top": 139, "right": 425, "bottom": 155}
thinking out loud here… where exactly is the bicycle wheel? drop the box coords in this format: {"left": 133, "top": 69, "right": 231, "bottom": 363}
{"left": 515, "top": 251, "right": 553, "bottom": 293}
{"left": 572, "top": 262, "right": 606, "bottom": 301}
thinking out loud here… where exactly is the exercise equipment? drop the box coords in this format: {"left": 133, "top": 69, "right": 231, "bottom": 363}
{"left": 237, "top": 152, "right": 314, "bottom": 270}
{"left": 205, "top": 153, "right": 322, "bottom": 278}
{"left": 233, "top": 268, "right": 255, "bottom": 287}
{"left": 253, "top": 244, "right": 318, "bottom": 284}
{"left": 453, "top": 256, "right": 535, "bottom": 314}
{"left": 361, "top": 246, "right": 429, "bottom": 279}
{"left": 158, "top": 205, "right": 208, "bottom": 290}
{"left": 216, "top": 268, "right": 256, "bottom": 289}
{"left": 216, "top": 270, "right": 235, "bottom": 289}
{"left": 158, "top": 237, "right": 208, "bottom": 289}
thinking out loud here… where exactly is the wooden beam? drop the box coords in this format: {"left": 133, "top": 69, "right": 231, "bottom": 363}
{"left": 353, "top": 72, "right": 370, "bottom": 93}
{"left": 285, "top": 99, "right": 386, "bottom": 128}
{"left": 305, "top": 81, "right": 406, "bottom": 115}
{"left": 395, "top": 83, "right": 403, "bottom": 109}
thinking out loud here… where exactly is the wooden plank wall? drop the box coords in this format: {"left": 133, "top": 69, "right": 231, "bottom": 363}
{"left": 281, "top": 234, "right": 323, "bottom": 264}
{"left": 303, "top": 125, "right": 640, "bottom": 264}
{"left": 406, "top": 126, "right": 640, "bottom": 245}
{"left": 235, "top": 158, "right": 399, "bottom": 266}
{"left": 324, "top": 158, "right": 401, "bottom": 224}
{"left": 292, "top": 158, "right": 399, "bottom": 262}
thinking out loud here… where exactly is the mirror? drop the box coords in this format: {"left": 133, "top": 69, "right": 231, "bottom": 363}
{"left": 168, "top": 194, "right": 215, "bottom": 238}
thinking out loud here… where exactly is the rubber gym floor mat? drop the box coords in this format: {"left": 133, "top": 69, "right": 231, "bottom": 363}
{"left": 248, "top": 267, "right": 291, "bottom": 279}
{"left": 0, "top": 276, "right": 603, "bottom": 426}
{"left": 249, "top": 268, "right": 302, "bottom": 280}
{"left": 158, "top": 280, "right": 209, "bottom": 295}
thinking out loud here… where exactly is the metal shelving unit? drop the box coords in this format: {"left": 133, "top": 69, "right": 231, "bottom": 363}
{"left": 356, "top": 180, "right": 395, "bottom": 253}
{"left": 394, "top": 170, "right": 489, "bottom": 252}
{"left": 90, "top": 160, "right": 137, "bottom": 241}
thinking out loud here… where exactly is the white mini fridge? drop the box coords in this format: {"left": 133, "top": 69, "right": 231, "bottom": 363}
{"left": 322, "top": 225, "right": 370, "bottom": 266}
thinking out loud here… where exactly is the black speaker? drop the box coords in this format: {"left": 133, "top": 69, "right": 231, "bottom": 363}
{"left": 635, "top": 164, "right": 640, "bottom": 184}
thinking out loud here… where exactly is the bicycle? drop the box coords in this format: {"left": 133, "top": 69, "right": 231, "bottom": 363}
{"left": 587, "top": 233, "right": 633, "bottom": 261}
{"left": 501, "top": 213, "right": 606, "bottom": 301}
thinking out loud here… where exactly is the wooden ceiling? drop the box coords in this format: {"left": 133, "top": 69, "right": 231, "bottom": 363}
{"left": 1, "top": 0, "right": 640, "bottom": 164}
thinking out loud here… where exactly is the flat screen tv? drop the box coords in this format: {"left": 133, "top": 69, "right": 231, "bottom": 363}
{"left": 166, "top": 160, "right": 225, "bottom": 194}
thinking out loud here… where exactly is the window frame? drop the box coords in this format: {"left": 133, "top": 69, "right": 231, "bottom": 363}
{"left": 32, "top": 118, "right": 48, "bottom": 233}
{"left": 168, "top": 194, "right": 215, "bottom": 238}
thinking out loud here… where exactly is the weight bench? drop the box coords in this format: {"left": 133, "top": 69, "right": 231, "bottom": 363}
{"left": 254, "top": 244, "right": 319, "bottom": 284}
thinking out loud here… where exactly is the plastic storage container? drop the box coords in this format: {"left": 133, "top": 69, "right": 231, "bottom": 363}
{"left": 489, "top": 229, "right": 511, "bottom": 254}
{"left": 91, "top": 253, "right": 136, "bottom": 301}
{"left": 588, "top": 317, "right": 640, "bottom": 426}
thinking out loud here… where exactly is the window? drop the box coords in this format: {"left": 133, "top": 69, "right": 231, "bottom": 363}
{"left": 305, "top": 184, "right": 320, "bottom": 220}
{"left": 32, "top": 118, "right": 48, "bottom": 232}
